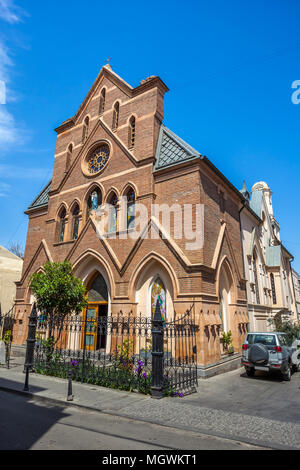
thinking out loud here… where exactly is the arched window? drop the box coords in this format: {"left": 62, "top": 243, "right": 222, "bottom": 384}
{"left": 112, "top": 102, "right": 119, "bottom": 130}
{"left": 253, "top": 252, "right": 260, "bottom": 305}
{"left": 71, "top": 203, "right": 80, "bottom": 240}
{"left": 82, "top": 117, "right": 89, "bottom": 143}
{"left": 88, "top": 273, "right": 108, "bottom": 302}
{"left": 65, "top": 143, "right": 73, "bottom": 172}
{"left": 270, "top": 273, "right": 277, "bottom": 305}
{"left": 107, "top": 192, "right": 118, "bottom": 233}
{"left": 151, "top": 278, "right": 166, "bottom": 324}
{"left": 128, "top": 116, "right": 136, "bottom": 149}
{"left": 99, "top": 88, "right": 106, "bottom": 115}
{"left": 86, "top": 187, "right": 102, "bottom": 219}
{"left": 126, "top": 188, "right": 135, "bottom": 229}
{"left": 58, "top": 207, "right": 66, "bottom": 242}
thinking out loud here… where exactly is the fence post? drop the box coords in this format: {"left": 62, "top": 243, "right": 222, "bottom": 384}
{"left": 23, "top": 303, "right": 38, "bottom": 391}
{"left": 151, "top": 299, "right": 164, "bottom": 399}
{"left": 67, "top": 359, "right": 74, "bottom": 401}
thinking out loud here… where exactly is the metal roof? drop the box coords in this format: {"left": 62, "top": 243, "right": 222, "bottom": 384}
{"left": 249, "top": 190, "right": 263, "bottom": 217}
{"left": 154, "top": 125, "right": 201, "bottom": 170}
{"left": 27, "top": 180, "right": 51, "bottom": 211}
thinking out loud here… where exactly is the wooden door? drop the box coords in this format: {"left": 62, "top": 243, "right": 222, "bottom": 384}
{"left": 81, "top": 304, "right": 98, "bottom": 351}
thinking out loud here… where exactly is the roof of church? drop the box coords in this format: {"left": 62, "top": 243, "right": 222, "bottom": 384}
{"left": 249, "top": 190, "right": 263, "bottom": 217}
{"left": 154, "top": 125, "right": 262, "bottom": 223}
{"left": 27, "top": 180, "right": 52, "bottom": 211}
{"left": 154, "top": 125, "right": 201, "bottom": 170}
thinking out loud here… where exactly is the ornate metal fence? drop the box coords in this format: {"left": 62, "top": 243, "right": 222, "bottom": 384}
{"left": 24, "top": 302, "right": 198, "bottom": 398}
{"left": 163, "top": 305, "right": 198, "bottom": 396}
{"left": 0, "top": 305, "right": 15, "bottom": 369}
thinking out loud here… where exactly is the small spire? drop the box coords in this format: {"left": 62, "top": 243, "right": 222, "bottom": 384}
{"left": 240, "top": 180, "right": 250, "bottom": 202}
{"left": 104, "top": 57, "right": 112, "bottom": 70}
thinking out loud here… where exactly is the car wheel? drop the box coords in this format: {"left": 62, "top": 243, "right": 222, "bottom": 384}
{"left": 282, "top": 365, "right": 291, "bottom": 381}
{"left": 292, "top": 363, "right": 300, "bottom": 373}
{"left": 245, "top": 367, "right": 255, "bottom": 377}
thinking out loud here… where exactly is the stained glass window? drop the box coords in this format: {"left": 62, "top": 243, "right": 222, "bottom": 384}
{"left": 129, "top": 116, "right": 136, "bottom": 149}
{"left": 87, "top": 145, "right": 110, "bottom": 174}
{"left": 59, "top": 208, "right": 66, "bottom": 242}
{"left": 108, "top": 193, "right": 118, "bottom": 233}
{"left": 270, "top": 273, "right": 277, "bottom": 304}
{"left": 72, "top": 204, "right": 80, "bottom": 240}
{"left": 99, "top": 88, "right": 106, "bottom": 115}
{"left": 253, "top": 252, "right": 260, "bottom": 305}
{"left": 151, "top": 278, "right": 166, "bottom": 324}
{"left": 127, "top": 188, "right": 135, "bottom": 229}
{"left": 112, "top": 102, "right": 119, "bottom": 130}
{"left": 88, "top": 274, "right": 108, "bottom": 302}
{"left": 87, "top": 188, "right": 102, "bottom": 219}
{"left": 82, "top": 117, "right": 89, "bottom": 143}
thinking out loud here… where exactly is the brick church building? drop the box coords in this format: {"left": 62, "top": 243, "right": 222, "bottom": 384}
{"left": 13, "top": 64, "right": 250, "bottom": 374}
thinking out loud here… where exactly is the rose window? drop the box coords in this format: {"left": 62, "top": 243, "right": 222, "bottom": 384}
{"left": 87, "top": 145, "right": 110, "bottom": 174}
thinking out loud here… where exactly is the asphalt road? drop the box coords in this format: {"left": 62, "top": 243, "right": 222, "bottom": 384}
{"left": 0, "top": 390, "right": 264, "bottom": 450}
{"left": 184, "top": 367, "right": 300, "bottom": 423}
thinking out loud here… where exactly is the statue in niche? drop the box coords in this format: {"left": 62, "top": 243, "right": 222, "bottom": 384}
{"left": 91, "top": 191, "right": 98, "bottom": 211}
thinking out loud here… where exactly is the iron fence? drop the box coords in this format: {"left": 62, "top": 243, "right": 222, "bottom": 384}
{"left": 0, "top": 305, "right": 15, "bottom": 369}
{"left": 163, "top": 306, "right": 198, "bottom": 396}
{"left": 24, "top": 301, "right": 198, "bottom": 398}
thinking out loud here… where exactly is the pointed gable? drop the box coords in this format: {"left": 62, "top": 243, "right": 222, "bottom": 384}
{"left": 154, "top": 125, "right": 201, "bottom": 170}
{"left": 27, "top": 181, "right": 52, "bottom": 212}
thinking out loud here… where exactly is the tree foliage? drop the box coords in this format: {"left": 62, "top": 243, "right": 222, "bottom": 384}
{"left": 30, "top": 261, "right": 87, "bottom": 319}
{"left": 268, "top": 316, "right": 300, "bottom": 343}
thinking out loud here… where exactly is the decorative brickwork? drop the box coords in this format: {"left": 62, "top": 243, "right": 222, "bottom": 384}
{"left": 14, "top": 65, "right": 248, "bottom": 367}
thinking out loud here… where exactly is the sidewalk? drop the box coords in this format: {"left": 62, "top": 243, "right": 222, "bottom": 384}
{"left": 1, "top": 358, "right": 300, "bottom": 450}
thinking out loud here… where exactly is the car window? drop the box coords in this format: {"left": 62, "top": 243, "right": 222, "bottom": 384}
{"left": 247, "top": 334, "right": 276, "bottom": 346}
{"left": 278, "top": 335, "right": 292, "bottom": 347}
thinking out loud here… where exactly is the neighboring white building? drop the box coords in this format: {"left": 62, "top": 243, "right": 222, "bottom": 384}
{"left": 292, "top": 268, "right": 300, "bottom": 321}
{"left": 240, "top": 181, "right": 297, "bottom": 332}
{"left": 0, "top": 245, "right": 23, "bottom": 316}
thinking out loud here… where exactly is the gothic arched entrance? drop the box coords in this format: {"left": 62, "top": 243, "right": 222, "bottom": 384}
{"left": 81, "top": 272, "right": 108, "bottom": 351}
{"left": 218, "top": 259, "right": 235, "bottom": 353}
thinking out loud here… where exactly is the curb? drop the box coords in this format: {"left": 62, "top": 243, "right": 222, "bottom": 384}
{"left": 0, "top": 383, "right": 292, "bottom": 451}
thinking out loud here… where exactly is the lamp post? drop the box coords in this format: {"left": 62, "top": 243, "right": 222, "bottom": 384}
{"left": 23, "top": 303, "right": 38, "bottom": 392}
{"left": 151, "top": 299, "right": 164, "bottom": 399}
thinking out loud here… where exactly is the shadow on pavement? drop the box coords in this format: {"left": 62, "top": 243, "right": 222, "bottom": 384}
{"left": 0, "top": 378, "right": 70, "bottom": 450}
{"left": 239, "top": 370, "right": 290, "bottom": 383}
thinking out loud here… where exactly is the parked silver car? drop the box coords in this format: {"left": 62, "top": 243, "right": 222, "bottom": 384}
{"left": 241, "top": 332, "right": 300, "bottom": 381}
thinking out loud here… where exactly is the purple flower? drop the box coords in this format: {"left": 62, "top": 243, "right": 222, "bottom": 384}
{"left": 135, "top": 360, "right": 144, "bottom": 374}
{"left": 71, "top": 360, "right": 78, "bottom": 367}
{"left": 142, "top": 372, "right": 147, "bottom": 379}
{"left": 173, "top": 391, "right": 184, "bottom": 397}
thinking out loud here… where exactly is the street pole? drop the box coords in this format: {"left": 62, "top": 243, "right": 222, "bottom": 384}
{"left": 67, "top": 359, "right": 74, "bottom": 401}
{"left": 151, "top": 299, "right": 164, "bottom": 399}
{"left": 23, "top": 303, "right": 38, "bottom": 392}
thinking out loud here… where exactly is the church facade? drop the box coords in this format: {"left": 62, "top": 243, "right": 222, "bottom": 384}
{"left": 13, "top": 65, "right": 256, "bottom": 372}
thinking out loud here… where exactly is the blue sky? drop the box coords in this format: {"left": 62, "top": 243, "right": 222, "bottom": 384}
{"left": 0, "top": 0, "right": 299, "bottom": 271}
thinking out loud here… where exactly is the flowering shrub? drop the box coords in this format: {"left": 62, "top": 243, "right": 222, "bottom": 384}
{"left": 34, "top": 340, "right": 183, "bottom": 397}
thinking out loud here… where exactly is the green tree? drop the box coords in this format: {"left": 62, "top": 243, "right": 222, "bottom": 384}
{"left": 267, "top": 316, "right": 300, "bottom": 343}
{"left": 30, "top": 261, "right": 87, "bottom": 338}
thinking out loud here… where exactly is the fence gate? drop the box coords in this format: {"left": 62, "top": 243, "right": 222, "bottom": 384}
{"left": 162, "top": 305, "right": 198, "bottom": 396}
